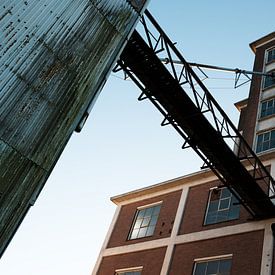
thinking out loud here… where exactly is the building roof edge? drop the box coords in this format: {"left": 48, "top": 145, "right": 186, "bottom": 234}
{"left": 234, "top": 98, "right": 248, "bottom": 111}
{"left": 250, "top": 32, "right": 275, "bottom": 53}
{"left": 110, "top": 152, "right": 275, "bottom": 205}
{"left": 110, "top": 168, "right": 214, "bottom": 205}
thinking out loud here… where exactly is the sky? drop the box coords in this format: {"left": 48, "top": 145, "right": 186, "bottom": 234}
{"left": 0, "top": 1, "right": 275, "bottom": 275}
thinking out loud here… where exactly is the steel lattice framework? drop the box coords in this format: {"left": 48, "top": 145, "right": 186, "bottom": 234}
{"left": 115, "top": 10, "right": 275, "bottom": 218}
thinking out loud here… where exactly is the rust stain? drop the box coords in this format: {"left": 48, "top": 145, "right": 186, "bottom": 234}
{"left": 41, "top": 60, "right": 64, "bottom": 81}
{"left": 40, "top": 53, "right": 75, "bottom": 82}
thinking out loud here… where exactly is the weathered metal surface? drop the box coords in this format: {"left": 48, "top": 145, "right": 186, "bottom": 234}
{"left": 0, "top": 0, "right": 149, "bottom": 256}
{"left": 0, "top": 140, "right": 47, "bottom": 252}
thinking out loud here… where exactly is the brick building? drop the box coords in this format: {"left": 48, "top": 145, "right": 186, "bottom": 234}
{"left": 92, "top": 32, "right": 275, "bottom": 275}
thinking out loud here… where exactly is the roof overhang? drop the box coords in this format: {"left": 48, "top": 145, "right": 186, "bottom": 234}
{"left": 250, "top": 32, "right": 275, "bottom": 53}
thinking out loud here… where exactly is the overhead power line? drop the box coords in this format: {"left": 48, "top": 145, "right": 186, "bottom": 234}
{"left": 160, "top": 58, "right": 274, "bottom": 88}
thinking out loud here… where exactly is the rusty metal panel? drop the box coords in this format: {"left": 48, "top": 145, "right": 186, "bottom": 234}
{"left": 0, "top": 0, "right": 150, "bottom": 256}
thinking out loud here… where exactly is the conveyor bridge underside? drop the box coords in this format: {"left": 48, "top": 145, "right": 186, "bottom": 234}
{"left": 118, "top": 11, "right": 275, "bottom": 219}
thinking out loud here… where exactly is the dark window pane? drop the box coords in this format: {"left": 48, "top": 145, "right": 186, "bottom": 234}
{"left": 153, "top": 205, "right": 161, "bottom": 215}
{"left": 144, "top": 207, "right": 153, "bottom": 217}
{"left": 264, "top": 132, "right": 270, "bottom": 141}
{"left": 267, "top": 108, "right": 272, "bottom": 116}
{"left": 270, "top": 139, "right": 275, "bottom": 149}
{"left": 146, "top": 225, "right": 155, "bottom": 236}
{"left": 256, "top": 134, "right": 264, "bottom": 152}
{"left": 257, "top": 134, "right": 264, "bottom": 143}
{"left": 264, "top": 72, "right": 275, "bottom": 88}
{"left": 137, "top": 209, "right": 145, "bottom": 219}
{"left": 228, "top": 206, "right": 239, "bottom": 219}
{"left": 206, "top": 260, "right": 219, "bottom": 274}
{"left": 205, "top": 212, "right": 217, "bottom": 225}
{"left": 150, "top": 215, "right": 158, "bottom": 226}
{"left": 216, "top": 210, "right": 228, "bottom": 222}
{"left": 118, "top": 271, "right": 142, "bottom": 275}
{"left": 267, "top": 49, "right": 275, "bottom": 63}
{"left": 194, "top": 262, "right": 207, "bottom": 275}
{"left": 208, "top": 200, "right": 219, "bottom": 212}
{"left": 263, "top": 140, "right": 270, "bottom": 151}
{"left": 194, "top": 259, "right": 232, "bottom": 275}
{"left": 221, "top": 188, "right": 231, "bottom": 199}
{"left": 205, "top": 187, "right": 240, "bottom": 225}
{"left": 261, "top": 102, "right": 267, "bottom": 117}
{"left": 219, "top": 259, "right": 232, "bottom": 272}
{"left": 256, "top": 143, "right": 262, "bottom": 153}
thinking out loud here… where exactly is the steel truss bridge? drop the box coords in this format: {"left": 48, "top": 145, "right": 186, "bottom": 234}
{"left": 115, "top": 10, "right": 275, "bottom": 219}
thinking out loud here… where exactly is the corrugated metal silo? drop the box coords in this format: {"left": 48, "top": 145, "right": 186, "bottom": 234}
{"left": 0, "top": 0, "right": 149, "bottom": 256}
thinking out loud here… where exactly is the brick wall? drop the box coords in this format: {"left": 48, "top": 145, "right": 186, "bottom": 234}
{"left": 239, "top": 39, "right": 275, "bottom": 148}
{"left": 97, "top": 247, "right": 166, "bottom": 275}
{"left": 179, "top": 180, "right": 251, "bottom": 234}
{"left": 169, "top": 230, "right": 264, "bottom": 275}
{"left": 107, "top": 190, "right": 182, "bottom": 248}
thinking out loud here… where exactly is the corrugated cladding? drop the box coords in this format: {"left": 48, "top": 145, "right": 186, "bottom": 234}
{"left": 0, "top": 0, "right": 149, "bottom": 256}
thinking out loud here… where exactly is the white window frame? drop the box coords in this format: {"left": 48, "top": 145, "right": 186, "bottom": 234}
{"left": 256, "top": 129, "right": 275, "bottom": 153}
{"left": 204, "top": 187, "right": 239, "bottom": 225}
{"left": 263, "top": 70, "right": 275, "bottom": 90}
{"left": 266, "top": 47, "right": 275, "bottom": 64}
{"left": 260, "top": 97, "right": 275, "bottom": 118}
{"left": 193, "top": 255, "right": 233, "bottom": 275}
{"left": 128, "top": 202, "right": 162, "bottom": 240}
{"left": 115, "top": 266, "right": 143, "bottom": 275}
{"left": 137, "top": 201, "right": 162, "bottom": 210}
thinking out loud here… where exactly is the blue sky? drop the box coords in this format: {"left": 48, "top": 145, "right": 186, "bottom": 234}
{"left": 0, "top": 1, "right": 274, "bottom": 274}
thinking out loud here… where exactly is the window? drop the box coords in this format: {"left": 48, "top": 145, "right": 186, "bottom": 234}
{"left": 256, "top": 130, "right": 275, "bottom": 153}
{"left": 260, "top": 98, "right": 275, "bottom": 118}
{"left": 128, "top": 203, "right": 161, "bottom": 240}
{"left": 115, "top": 271, "right": 141, "bottom": 275}
{"left": 263, "top": 71, "right": 275, "bottom": 89}
{"left": 193, "top": 258, "right": 232, "bottom": 275}
{"left": 267, "top": 48, "right": 275, "bottom": 63}
{"left": 204, "top": 187, "right": 239, "bottom": 225}
{"left": 115, "top": 267, "right": 142, "bottom": 275}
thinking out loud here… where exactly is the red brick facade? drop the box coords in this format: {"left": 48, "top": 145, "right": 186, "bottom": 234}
{"left": 179, "top": 180, "right": 251, "bottom": 235}
{"left": 93, "top": 32, "right": 275, "bottom": 275}
{"left": 107, "top": 190, "right": 182, "bottom": 248}
{"left": 239, "top": 38, "right": 275, "bottom": 148}
{"left": 169, "top": 231, "right": 264, "bottom": 275}
{"left": 97, "top": 247, "right": 166, "bottom": 275}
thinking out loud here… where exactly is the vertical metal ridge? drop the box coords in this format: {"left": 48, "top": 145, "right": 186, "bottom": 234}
{"left": 0, "top": 0, "right": 150, "bottom": 256}
{"left": 0, "top": 1, "right": 140, "bottom": 169}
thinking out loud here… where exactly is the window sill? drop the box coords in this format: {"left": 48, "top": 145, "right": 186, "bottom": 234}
{"left": 127, "top": 234, "right": 154, "bottom": 241}
{"left": 255, "top": 148, "right": 275, "bottom": 155}
{"left": 266, "top": 59, "right": 275, "bottom": 66}
{"left": 203, "top": 217, "right": 240, "bottom": 227}
{"left": 262, "top": 84, "right": 275, "bottom": 92}
{"left": 258, "top": 113, "right": 275, "bottom": 121}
